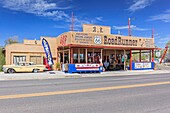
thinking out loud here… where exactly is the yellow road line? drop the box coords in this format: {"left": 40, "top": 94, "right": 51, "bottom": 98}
{"left": 0, "top": 81, "right": 170, "bottom": 100}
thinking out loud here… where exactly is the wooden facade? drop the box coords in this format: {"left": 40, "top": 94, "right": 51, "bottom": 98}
{"left": 56, "top": 24, "right": 155, "bottom": 70}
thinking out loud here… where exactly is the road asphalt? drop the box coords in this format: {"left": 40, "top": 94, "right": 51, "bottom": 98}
{"left": 0, "top": 73, "right": 170, "bottom": 113}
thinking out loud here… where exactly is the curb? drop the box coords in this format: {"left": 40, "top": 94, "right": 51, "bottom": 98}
{"left": 0, "top": 70, "right": 170, "bottom": 81}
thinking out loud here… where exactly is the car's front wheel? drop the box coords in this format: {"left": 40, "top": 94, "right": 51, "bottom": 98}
{"left": 7, "top": 68, "right": 15, "bottom": 73}
{"left": 33, "top": 69, "right": 39, "bottom": 73}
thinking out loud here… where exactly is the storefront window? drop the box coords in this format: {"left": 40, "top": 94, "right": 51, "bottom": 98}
{"left": 88, "top": 52, "right": 93, "bottom": 63}
{"left": 30, "top": 56, "right": 42, "bottom": 64}
{"left": 13, "top": 56, "right": 26, "bottom": 64}
{"left": 141, "top": 50, "right": 151, "bottom": 62}
{"left": 132, "top": 50, "right": 151, "bottom": 62}
{"left": 80, "top": 49, "right": 85, "bottom": 63}
{"left": 94, "top": 52, "right": 101, "bottom": 63}
{"left": 80, "top": 54, "right": 85, "bottom": 63}
{"left": 73, "top": 54, "right": 78, "bottom": 63}
{"left": 132, "top": 50, "right": 140, "bottom": 62}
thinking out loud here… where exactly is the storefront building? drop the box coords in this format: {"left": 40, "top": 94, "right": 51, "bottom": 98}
{"left": 56, "top": 24, "right": 155, "bottom": 73}
{"left": 5, "top": 37, "right": 57, "bottom": 68}
{"left": 5, "top": 24, "right": 156, "bottom": 72}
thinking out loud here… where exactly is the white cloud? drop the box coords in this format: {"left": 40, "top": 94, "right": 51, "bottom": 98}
{"left": 158, "top": 34, "right": 170, "bottom": 41}
{"left": 53, "top": 15, "right": 104, "bottom": 31}
{"left": 149, "top": 10, "right": 170, "bottom": 22}
{"left": 128, "top": 0, "right": 155, "bottom": 12}
{"left": 159, "top": 37, "right": 170, "bottom": 41}
{"left": 95, "top": 17, "right": 103, "bottom": 21}
{"left": 68, "top": 16, "right": 104, "bottom": 31}
{"left": 1, "top": 0, "right": 71, "bottom": 21}
{"left": 53, "top": 25, "right": 68, "bottom": 29}
{"left": 154, "top": 33, "right": 159, "bottom": 37}
{"left": 113, "top": 25, "right": 136, "bottom": 30}
{"left": 0, "top": 0, "right": 104, "bottom": 30}
{"left": 155, "top": 35, "right": 170, "bottom": 48}
{"left": 157, "top": 41, "right": 166, "bottom": 44}
{"left": 133, "top": 27, "right": 149, "bottom": 31}
{"left": 153, "top": 33, "right": 170, "bottom": 48}
{"left": 113, "top": 25, "right": 149, "bottom": 31}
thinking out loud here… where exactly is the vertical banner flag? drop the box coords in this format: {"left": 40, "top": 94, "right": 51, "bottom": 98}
{"left": 42, "top": 38, "right": 54, "bottom": 66}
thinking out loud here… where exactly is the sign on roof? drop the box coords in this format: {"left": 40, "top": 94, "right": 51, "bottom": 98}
{"left": 83, "top": 24, "right": 111, "bottom": 34}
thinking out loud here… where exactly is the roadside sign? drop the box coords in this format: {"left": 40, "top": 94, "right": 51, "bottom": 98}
{"left": 156, "top": 51, "right": 161, "bottom": 57}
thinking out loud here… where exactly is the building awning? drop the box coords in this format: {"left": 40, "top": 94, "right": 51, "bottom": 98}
{"left": 58, "top": 44, "right": 156, "bottom": 50}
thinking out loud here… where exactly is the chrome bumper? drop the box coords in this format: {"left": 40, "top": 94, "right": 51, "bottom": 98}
{"left": 2, "top": 67, "right": 8, "bottom": 73}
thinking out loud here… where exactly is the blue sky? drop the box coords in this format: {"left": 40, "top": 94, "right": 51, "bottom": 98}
{"left": 0, "top": 0, "right": 169, "bottom": 48}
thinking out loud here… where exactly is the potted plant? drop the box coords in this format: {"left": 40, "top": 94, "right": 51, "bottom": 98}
{"left": 125, "top": 59, "right": 130, "bottom": 70}
{"left": 56, "top": 62, "right": 61, "bottom": 71}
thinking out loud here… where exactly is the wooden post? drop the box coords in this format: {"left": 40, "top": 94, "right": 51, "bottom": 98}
{"left": 149, "top": 50, "right": 151, "bottom": 62}
{"left": 63, "top": 50, "right": 65, "bottom": 63}
{"left": 101, "top": 49, "right": 103, "bottom": 62}
{"left": 92, "top": 49, "right": 94, "bottom": 63}
{"left": 152, "top": 49, "right": 154, "bottom": 62}
{"left": 85, "top": 48, "right": 88, "bottom": 63}
{"left": 130, "top": 50, "right": 132, "bottom": 70}
{"left": 78, "top": 48, "right": 80, "bottom": 63}
{"left": 56, "top": 48, "right": 58, "bottom": 63}
{"left": 70, "top": 48, "right": 73, "bottom": 63}
{"left": 68, "top": 48, "right": 70, "bottom": 63}
{"left": 139, "top": 50, "right": 141, "bottom": 62}
{"left": 124, "top": 49, "right": 126, "bottom": 71}
{"left": 58, "top": 52, "right": 61, "bottom": 63}
{"left": 115, "top": 50, "right": 116, "bottom": 60}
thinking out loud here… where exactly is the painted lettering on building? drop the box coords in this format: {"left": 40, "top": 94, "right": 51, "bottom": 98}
{"left": 60, "top": 35, "right": 67, "bottom": 45}
{"left": 104, "top": 36, "right": 138, "bottom": 46}
{"left": 92, "top": 26, "right": 103, "bottom": 33}
{"left": 75, "top": 33, "right": 92, "bottom": 44}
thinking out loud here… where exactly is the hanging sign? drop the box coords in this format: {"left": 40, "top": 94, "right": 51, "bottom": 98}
{"left": 135, "top": 63, "right": 144, "bottom": 69}
{"left": 75, "top": 64, "right": 100, "bottom": 71}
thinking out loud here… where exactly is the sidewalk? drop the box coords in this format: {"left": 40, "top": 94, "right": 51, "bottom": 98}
{"left": 0, "top": 70, "right": 170, "bottom": 81}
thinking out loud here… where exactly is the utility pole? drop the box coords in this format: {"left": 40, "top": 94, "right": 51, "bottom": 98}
{"left": 152, "top": 28, "right": 154, "bottom": 38}
{"left": 128, "top": 18, "right": 131, "bottom": 36}
{"left": 71, "top": 12, "right": 74, "bottom": 31}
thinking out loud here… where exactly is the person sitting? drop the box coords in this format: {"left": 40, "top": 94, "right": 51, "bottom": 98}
{"left": 112, "top": 61, "right": 117, "bottom": 70}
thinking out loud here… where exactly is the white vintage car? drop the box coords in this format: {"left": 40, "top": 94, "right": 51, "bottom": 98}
{"left": 3, "top": 62, "right": 47, "bottom": 73}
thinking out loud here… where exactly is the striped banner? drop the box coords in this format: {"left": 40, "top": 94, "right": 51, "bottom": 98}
{"left": 75, "top": 64, "right": 100, "bottom": 71}
{"left": 42, "top": 38, "right": 54, "bottom": 66}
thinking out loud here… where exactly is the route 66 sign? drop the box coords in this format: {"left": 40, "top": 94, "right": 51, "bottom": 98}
{"left": 94, "top": 36, "right": 102, "bottom": 44}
